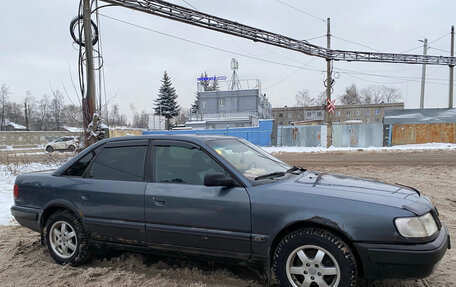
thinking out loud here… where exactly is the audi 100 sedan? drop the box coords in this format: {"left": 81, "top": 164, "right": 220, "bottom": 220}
{"left": 11, "top": 135, "right": 450, "bottom": 286}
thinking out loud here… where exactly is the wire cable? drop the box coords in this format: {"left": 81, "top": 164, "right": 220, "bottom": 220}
{"left": 181, "top": 0, "right": 198, "bottom": 10}
{"left": 273, "top": 0, "right": 326, "bottom": 23}
{"left": 399, "top": 33, "right": 450, "bottom": 54}
{"left": 98, "top": 13, "right": 324, "bottom": 72}
{"left": 331, "top": 35, "right": 382, "bottom": 52}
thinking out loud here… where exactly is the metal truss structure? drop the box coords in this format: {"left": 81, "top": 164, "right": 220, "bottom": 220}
{"left": 101, "top": 0, "right": 455, "bottom": 66}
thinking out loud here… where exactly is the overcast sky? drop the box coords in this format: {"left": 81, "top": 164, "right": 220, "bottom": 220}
{"left": 1, "top": 0, "right": 455, "bottom": 120}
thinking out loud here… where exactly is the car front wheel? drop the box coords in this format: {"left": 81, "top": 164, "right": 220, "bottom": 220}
{"left": 273, "top": 228, "right": 358, "bottom": 287}
{"left": 44, "top": 210, "right": 90, "bottom": 266}
{"left": 46, "top": 146, "right": 54, "bottom": 153}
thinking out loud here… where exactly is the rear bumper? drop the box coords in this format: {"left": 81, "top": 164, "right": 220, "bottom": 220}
{"left": 354, "top": 225, "right": 450, "bottom": 279}
{"left": 11, "top": 205, "right": 41, "bottom": 232}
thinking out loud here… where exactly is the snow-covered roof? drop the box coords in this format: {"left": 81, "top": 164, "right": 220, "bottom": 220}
{"left": 185, "top": 121, "right": 207, "bottom": 125}
{"left": 4, "top": 119, "right": 26, "bottom": 130}
{"left": 384, "top": 108, "right": 456, "bottom": 124}
{"left": 62, "top": 126, "right": 84, "bottom": 132}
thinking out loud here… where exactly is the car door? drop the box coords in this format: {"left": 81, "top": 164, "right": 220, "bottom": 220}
{"left": 73, "top": 140, "right": 148, "bottom": 244}
{"left": 145, "top": 140, "right": 252, "bottom": 257}
{"left": 54, "top": 137, "right": 65, "bottom": 149}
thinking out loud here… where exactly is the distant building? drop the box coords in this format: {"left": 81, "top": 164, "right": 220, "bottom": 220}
{"left": 186, "top": 59, "right": 272, "bottom": 130}
{"left": 1, "top": 119, "right": 27, "bottom": 131}
{"left": 188, "top": 86, "right": 272, "bottom": 129}
{"left": 272, "top": 102, "right": 404, "bottom": 126}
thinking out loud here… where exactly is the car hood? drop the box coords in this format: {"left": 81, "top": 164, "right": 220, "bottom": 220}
{"left": 279, "top": 171, "right": 431, "bottom": 214}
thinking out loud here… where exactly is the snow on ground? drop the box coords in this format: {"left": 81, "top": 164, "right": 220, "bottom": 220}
{"left": 262, "top": 142, "right": 456, "bottom": 153}
{"left": 0, "top": 163, "right": 60, "bottom": 226}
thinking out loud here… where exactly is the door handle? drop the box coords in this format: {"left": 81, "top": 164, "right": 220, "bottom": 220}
{"left": 81, "top": 194, "right": 90, "bottom": 201}
{"left": 152, "top": 197, "right": 165, "bottom": 207}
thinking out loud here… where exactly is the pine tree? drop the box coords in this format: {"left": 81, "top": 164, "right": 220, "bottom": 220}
{"left": 209, "top": 76, "right": 219, "bottom": 91}
{"left": 199, "top": 72, "right": 211, "bottom": 91}
{"left": 154, "top": 71, "right": 180, "bottom": 119}
{"left": 190, "top": 92, "right": 200, "bottom": 113}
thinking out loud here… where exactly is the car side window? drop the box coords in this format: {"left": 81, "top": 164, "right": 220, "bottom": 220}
{"left": 55, "top": 138, "right": 63, "bottom": 142}
{"left": 90, "top": 145, "right": 147, "bottom": 181}
{"left": 154, "top": 145, "right": 225, "bottom": 185}
{"left": 62, "top": 145, "right": 103, "bottom": 176}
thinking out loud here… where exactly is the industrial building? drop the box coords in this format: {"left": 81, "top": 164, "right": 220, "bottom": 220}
{"left": 272, "top": 102, "right": 404, "bottom": 126}
{"left": 186, "top": 59, "right": 272, "bottom": 130}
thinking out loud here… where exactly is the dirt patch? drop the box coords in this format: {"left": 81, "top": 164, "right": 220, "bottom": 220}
{"left": 0, "top": 156, "right": 454, "bottom": 286}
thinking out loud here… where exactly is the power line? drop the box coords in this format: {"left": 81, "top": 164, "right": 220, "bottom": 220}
{"left": 98, "top": 13, "right": 324, "bottom": 72}
{"left": 430, "top": 47, "right": 450, "bottom": 54}
{"left": 332, "top": 35, "right": 382, "bottom": 52}
{"left": 429, "top": 32, "right": 450, "bottom": 44}
{"left": 97, "top": 10, "right": 453, "bottom": 89}
{"left": 273, "top": 0, "right": 327, "bottom": 23}
{"left": 264, "top": 58, "right": 317, "bottom": 90}
{"left": 399, "top": 33, "right": 450, "bottom": 54}
{"left": 181, "top": 0, "right": 198, "bottom": 10}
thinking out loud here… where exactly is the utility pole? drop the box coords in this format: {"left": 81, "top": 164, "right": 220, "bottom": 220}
{"left": 450, "top": 26, "right": 454, "bottom": 108}
{"left": 24, "top": 102, "right": 29, "bottom": 131}
{"left": 419, "top": 38, "right": 428, "bottom": 109}
{"left": 325, "top": 18, "right": 332, "bottom": 148}
{"left": 82, "top": 0, "right": 97, "bottom": 147}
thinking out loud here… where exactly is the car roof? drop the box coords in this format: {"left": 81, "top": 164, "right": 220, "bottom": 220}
{"left": 98, "top": 134, "right": 238, "bottom": 145}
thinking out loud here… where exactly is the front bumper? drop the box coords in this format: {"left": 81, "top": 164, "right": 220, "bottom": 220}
{"left": 354, "top": 225, "right": 451, "bottom": 279}
{"left": 11, "top": 205, "right": 41, "bottom": 232}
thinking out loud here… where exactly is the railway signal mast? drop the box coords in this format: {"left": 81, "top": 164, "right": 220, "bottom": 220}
{"left": 77, "top": 0, "right": 456, "bottom": 147}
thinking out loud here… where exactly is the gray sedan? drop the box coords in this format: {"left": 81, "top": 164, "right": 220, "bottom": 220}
{"left": 12, "top": 135, "right": 450, "bottom": 286}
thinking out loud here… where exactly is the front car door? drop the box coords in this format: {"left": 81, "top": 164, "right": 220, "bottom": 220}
{"left": 145, "top": 140, "right": 251, "bottom": 257}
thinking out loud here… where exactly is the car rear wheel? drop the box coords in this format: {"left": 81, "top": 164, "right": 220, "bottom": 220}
{"left": 44, "top": 210, "right": 90, "bottom": 266}
{"left": 273, "top": 228, "right": 358, "bottom": 287}
{"left": 67, "top": 145, "right": 76, "bottom": 152}
{"left": 46, "top": 146, "right": 54, "bottom": 153}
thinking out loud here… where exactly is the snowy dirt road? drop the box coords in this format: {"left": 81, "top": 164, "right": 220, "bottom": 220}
{"left": 0, "top": 150, "right": 454, "bottom": 287}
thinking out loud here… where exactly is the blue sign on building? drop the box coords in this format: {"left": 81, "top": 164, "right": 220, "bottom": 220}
{"left": 197, "top": 76, "right": 227, "bottom": 81}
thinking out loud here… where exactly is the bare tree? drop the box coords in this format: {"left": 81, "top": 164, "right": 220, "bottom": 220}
{"left": 295, "top": 89, "right": 314, "bottom": 107}
{"left": 360, "top": 85, "right": 402, "bottom": 104}
{"left": 108, "top": 104, "right": 128, "bottom": 126}
{"left": 176, "top": 107, "right": 189, "bottom": 125}
{"left": 361, "top": 85, "right": 382, "bottom": 104}
{"left": 382, "top": 87, "right": 402, "bottom": 103}
{"left": 339, "top": 84, "right": 362, "bottom": 105}
{"left": 315, "top": 91, "right": 327, "bottom": 106}
{"left": 37, "top": 95, "right": 50, "bottom": 130}
{"left": 130, "top": 104, "right": 149, "bottom": 128}
{"left": 0, "top": 84, "right": 10, "bottom": 130}
{"left": 51, "top": 89, "right": 64, "bottom": 130}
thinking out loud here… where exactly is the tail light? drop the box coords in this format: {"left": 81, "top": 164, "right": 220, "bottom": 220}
{"left": 13, "top": 185, "right": 19, "bottom": 200}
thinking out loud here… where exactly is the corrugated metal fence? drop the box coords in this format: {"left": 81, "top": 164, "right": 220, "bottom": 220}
{"left": 277, "top": 124, "right": 383, "bottom": 147}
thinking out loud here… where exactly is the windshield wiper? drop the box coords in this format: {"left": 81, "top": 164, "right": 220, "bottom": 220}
{"left": 287, "top": 166, "right": 306, "bottom": 174}
{"left": 255, "top": 171, "right": 286, "bottom": 181}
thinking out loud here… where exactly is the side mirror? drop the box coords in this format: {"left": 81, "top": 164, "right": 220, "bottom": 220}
{"left": 204, "top": 172, "right": 237, "bottom": 187}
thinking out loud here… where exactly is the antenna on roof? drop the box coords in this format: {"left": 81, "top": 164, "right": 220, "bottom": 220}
{"left": 229, "top": 58, "right": 242, "bottom": 90}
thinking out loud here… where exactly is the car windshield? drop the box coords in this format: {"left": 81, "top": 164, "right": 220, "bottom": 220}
{"left": 207, "top": 139, "right": 291, "bottom": 181}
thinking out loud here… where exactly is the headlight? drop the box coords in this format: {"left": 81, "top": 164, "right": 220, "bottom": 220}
{"left": 394, "top": 213, "right": 438, "bottom": 238}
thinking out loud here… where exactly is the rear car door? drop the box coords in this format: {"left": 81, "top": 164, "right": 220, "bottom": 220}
{"left": 69, "top": 140, "right": 148, "bottom": 244}
{"left": 145, "top": 140, "right": 252, "bottom": 257}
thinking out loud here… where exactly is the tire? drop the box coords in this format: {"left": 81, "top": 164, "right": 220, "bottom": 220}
{"left": 273, "top": 228, "right": 358, "bottom": 287}
{"left": 44, "top": 210, "right": 90, "bottom": 266}
{"left": 68, "top": 145, "right": 76, "bottom": 152}
{"left": 46, "top": 146, "right": 54, "bottom": 153}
